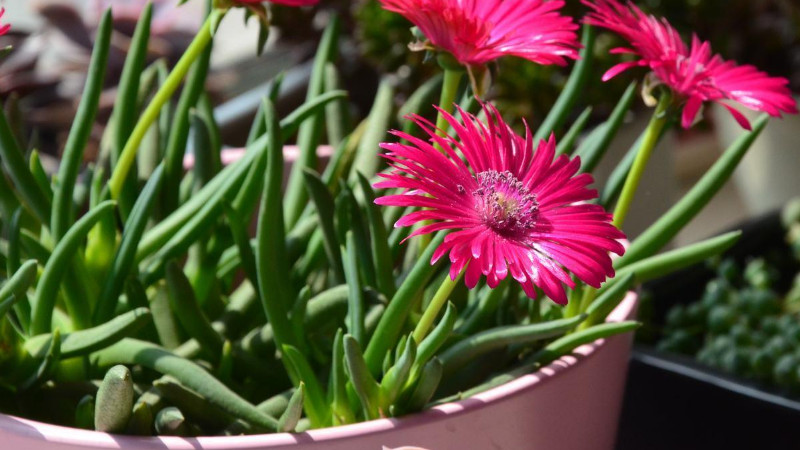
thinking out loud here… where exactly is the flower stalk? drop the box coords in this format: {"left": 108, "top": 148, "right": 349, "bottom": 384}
{"left": 108, "top": 11, "right": 222, "bottom": 200}
{"left": 418, "top": 66, "right": 463, "bottom": 252}
{"left": 572, "top": 93, "right": 672, "bottom": 317}
{"left": 612, "top": 91, "right": 672, "bottom": 229}
{"left": 413, "top": 270, "right": 464, "bottom": 343}
{"left": 434, "top": 68, "right": 464, "bottom": 142}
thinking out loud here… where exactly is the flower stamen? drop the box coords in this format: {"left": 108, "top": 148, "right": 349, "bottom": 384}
{"left": 474, "top": 170, "right": 539, "bottom": 235}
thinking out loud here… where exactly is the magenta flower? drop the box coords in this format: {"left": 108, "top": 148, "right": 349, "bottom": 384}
{"left": 224, "top": 0, "right": 318, "bottom": 30}
{"left": 375, "top": 104, "right": 625, "bottom": 304}
{"left": 583, "top": 0, "right": 797, "bottom": 130}
{"left": 232, "top": 0, "right": 318, "bottom": 6}
{"left": 378, "top": 0, "right": 580, "bottom": 67}
{"left": 0, "top": 8, "right": 9, "bottom": 36}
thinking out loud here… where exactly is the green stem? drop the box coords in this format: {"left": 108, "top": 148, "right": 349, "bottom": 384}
{"left": 575, "top": 93, "right": 673, "bottom": 317}
{"left": 434, "top": 69, "right": 464, "bottom": 146}
{"left": 612, "top": 92, "right": 672, "bottom": 229}
{"left": 413, "top": 271, "right": 463, "bottom": 343}
{"left": 108, "top": 12, "right": 219, "bottom": 200}
{"left": 575, "top": 285, "right": 596, "bottom": 318}
{"left": 577, "top": 287, "right": 595, "bottom": 316}
{"left": 418, "top": 69, "right": 462, "bottom": 252}
{"left": 562, "top": 281, "right": 583, "bottom": 318}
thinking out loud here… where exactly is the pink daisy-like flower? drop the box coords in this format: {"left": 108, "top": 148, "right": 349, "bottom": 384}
{"left": 375, "top": 103, "right": 625, "bottom": 305}
{"left": 223, "top": 0, "right": 318, "bottom": 32}
{"left": 0, "top": 8, "right": 10, "bottom": 36}
{"left": 583, "top": 0, "right": 797, "bottom": 130}
{"left": 231, "top": 0, "right": 318, "bottom": 6}
{"left": 378, "top": 0, "right": 580, "bottom": 67}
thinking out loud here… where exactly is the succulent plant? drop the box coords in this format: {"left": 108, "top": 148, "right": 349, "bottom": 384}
{"left": 0, "top": 0, "right": 785, "bottom": 437}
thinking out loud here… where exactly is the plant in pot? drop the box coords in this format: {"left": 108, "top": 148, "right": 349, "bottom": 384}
{"left": 0, "top": 0, "right": 795, "bottom": 449}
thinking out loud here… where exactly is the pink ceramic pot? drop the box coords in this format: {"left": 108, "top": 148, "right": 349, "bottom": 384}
{"left": 0, "top": 293, "right": 637, "bottom": 450}
{"left": 184, "top": 145, "right": 334, "bottom": 199}
{"left": 183, "top": 146, "right": 335, "bottom": 173}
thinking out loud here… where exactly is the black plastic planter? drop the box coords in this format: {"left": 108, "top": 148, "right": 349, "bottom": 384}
{"left": 617, "top": 211, "right": 800, "bottom": 450}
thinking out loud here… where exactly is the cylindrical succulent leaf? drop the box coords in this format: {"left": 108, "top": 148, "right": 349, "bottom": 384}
{"left": 154, "top": 406, "right": 190, "bottom": 436}
{"left": 405, "top": 358, "right": 443, "bottom": 412}
{"left": 380, "top": 336, "right": 417, "bottom": 408}
{"left": 126, "top": 402, "right": 154, "bottom": 436}
{"left": 74, "top": 395, "right": 95, "bottom": 430}
{"left": 94, "top": 365, "right": 134, "bottom": 432}
{"left": 277, "top": 383, "right": 305, "bottom": 432}
{"left": 343, "top": 334, "right": 380, "bottom": 419}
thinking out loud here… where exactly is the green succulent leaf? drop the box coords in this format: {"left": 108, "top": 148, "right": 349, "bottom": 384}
{"left": 364, "top": 231, "right": 447, "bottom": 376}
{"left": 606, "top": 231, "right": 742, "bottom": 292}
{"left": 256, "top": 99, "right": 297, "bottom": 353}
{"left": 154, "top": 407, "right": 190, "bottom": 436}
{"left": 575, "top": 82, "right": 637, "bottom": 173}
{"left": 20, "top": 329, "right": 60, "bottom": 391}
{"left": 281, "top": 345, "right": 330, "bottom": 428}
{"left": 153, "top": 375, "right": 234, "bottom": 430}
{"left": 94, "top": 165, "right": 164, "bottom": 324}
{"left": 126, "top": 402, "right": 153, "bottom": 436}
{"left": 344, "top": 334, "right": 381, "bottom": 420}
{"left": 343, "top": 231, "right": 366, "bottom": 344}
{"left": 94, "top": 365, "right": 135, "bottom": 433}
{"left": 533, "top": 25, "right": 595, "bottom": 142}
{"left": 533, "top": 321, "right": 641, "bottom": 366}
{"left": 410, "top": 302, "right": 456, "bottom": 384}
{"left": 25, "top": 307, "right": 151, "bottom": 359}
{"left": 399, "top": 74, "right": 443, "bottom": 136}
{"left": 0, "top": 107, "right": 51, "bottom": 224}
{"left": 404, "top": 357, "right": 443, "bottom": 412}
{"left": 165, "top": 262, "right": 223, "bottom": 358}
{"left": 584, "top": 273, "right": 635, "bottom": 327}
{"left": 28, "top": 151, "right": 53, "bottom": 204}
{"left": 0, "top": 260, "right": 38, "bottom": 325}
{"left": 111, "top": 3, "right": 152, "bottom": 164}
{"left": 92, "top": 338, "right": 279, "bottom": 431}
{"left": 51, "top": 9, "right": 112, "bottom": 238}
{"left": 284, "top": 16, "right": 341, "bottom": 228}
{"left": 303, "top": 169, "right": 345, "bottom": 283}
{"left": 380, "top": 336, "right": 416, "bottom": 408}
{"left": 330, "top": 329, "right": 355, "bottom": 425}
{"left": 324, "top": 64, "right": 352, "bottom": 148}
{"left": 619, "top": 115, "right": 768, "bottom": 267}
{"left": 277, "top": 384, "right": 305, "bottom": 432}
{"left": 439, "top": 314, "right": 587, "bottom": 375}
{"left": 555, "top": 106, "right": 593, "bottom": 157}
{"left": 356, "top": 172, "right": 395, "bottom": 299}
{"left": 349, "top": 78, "right": 395, "bottom": 183}
{"left": 75, "top": 395, "right": 95, "bottom": 430}
{"left": 31, "top": 201, "right": 116, "bottom": 335}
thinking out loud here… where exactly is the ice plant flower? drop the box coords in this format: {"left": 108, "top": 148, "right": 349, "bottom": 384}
{"left": 230, "top": 0, "right": 318, "bottom": 5}
{"left": 0, "top": 8, "right": 10, "bottom": 36}
{"left": 219, "top": 0, "right": 318, "bottom": 21}
{"left": 222, "top": 0, "right": 319, "bottom": 32}
{"left": 378, "top": 0, "right": 580, "bottom": 68}
{"left": 375, "top": 103, "right": 625, "bottom": 304}
{"left": 583, "top": 0, "right": 798, "bottom": 130}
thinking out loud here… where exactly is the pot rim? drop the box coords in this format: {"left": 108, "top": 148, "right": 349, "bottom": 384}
{"left": 0, "top": 292, "right": 636, "bottom": 449}
{"left": 182, "top": 145, "right": 335, "bottom": 169}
